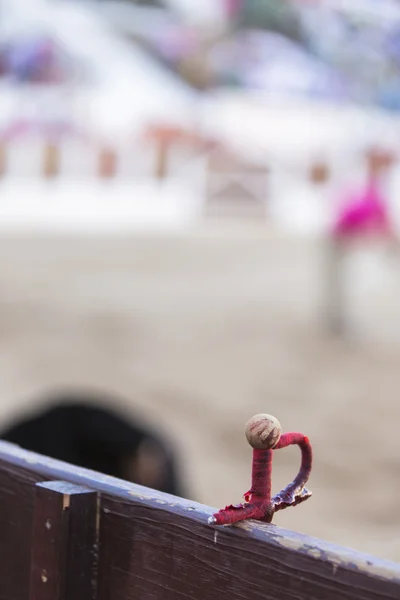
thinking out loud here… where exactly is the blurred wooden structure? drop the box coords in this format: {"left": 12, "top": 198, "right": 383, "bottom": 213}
{"left": 142, "top": 123, "right": 214, "bottom": 181}
{"left": 0, "top": 141, "right": 7, "bottom": 178}
{"left": 308, "top": 160, "right": 330, "bottom": 185}
{"left": 0, "top": 440, "right": 399, "bottom": 600}
{"left": 98, "top": 147, "right": 117, "bottom": 179}
{"left": 204, "top": 146, "right": 269, "bottom": 219}
{"left": 42, "top": 142, "right": 60, "bottom": 179}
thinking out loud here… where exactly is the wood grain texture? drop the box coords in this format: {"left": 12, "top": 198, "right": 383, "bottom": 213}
{"left": 29, "top": 481, "right": 99, "bottom": 600}
{"left": 0, "top": 444, "right": 41, "bottom": 600}
{"left": 0, "top": 441, "right": 399, "bottom": 600}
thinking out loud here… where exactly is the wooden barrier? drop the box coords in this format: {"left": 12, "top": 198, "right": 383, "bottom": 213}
{"left": 204, "top": 147, "right": 269, "bottom": 219}
{"left": 0, "top": 141, "right": 7, "bottom": 178}
{"left": 142, "top": 124, "right": 213, "bottom": 181}
{"left": 308, "top": 160, "right": 330, "bottom": 185}
{"left": 29, "top": 481, "right": 98, "bottom": 600}
{"left": 42, "top": 142, "right": 60, "bottom": 179}
{"left": 98, "top": 147, "right": 117, "bottom": 179}
{"left": 0, "top": 440, "right": 399, "bottom": 599}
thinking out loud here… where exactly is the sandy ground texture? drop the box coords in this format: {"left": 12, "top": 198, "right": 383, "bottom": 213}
{"left": 0, "top": 226, "right": 400, "bottom": 562}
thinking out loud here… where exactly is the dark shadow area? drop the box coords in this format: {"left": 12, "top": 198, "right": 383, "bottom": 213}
{"left": 0, "top": 391, "right": 186, "bottom": 498}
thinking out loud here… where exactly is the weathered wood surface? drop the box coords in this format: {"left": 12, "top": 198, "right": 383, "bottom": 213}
{"left": 29, "top": 481, "right": 99, "bottom": 600}
{"left": 0, "top": 440, "right": 399, "bottom": 600}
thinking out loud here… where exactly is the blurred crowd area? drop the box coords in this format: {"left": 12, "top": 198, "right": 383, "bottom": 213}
{"left": 1, "top": 0, "right": 400, "bottom": 565}
{"left": 2, "top": 0, "right": 400, "bottom": 105}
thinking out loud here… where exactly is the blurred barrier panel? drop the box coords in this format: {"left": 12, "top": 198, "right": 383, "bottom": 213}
{"left": 308, "top": 160, "right": 331, "bottom": 185}
{"left": 0, "top": 126, "right": 372, "bottom": 187}
{"left": 0, "top": 141, "right": 7, "bottom": 178}
{"left": 0, "top": 130, "right": 208, "bottom": 181}
{"left": 42, "top": 141, "right": 60, "bottom": 179}
{"left": 141, "top": 123, "right": 214, "bottom": 182}
{"left": 0, "top": 441, "right": 399, "bottom": 600}
{"left": 204, "top": 147, "right": 269, "bottom": 219}
{"left": 97, "top": 146, "right": 118, "bottom": 180}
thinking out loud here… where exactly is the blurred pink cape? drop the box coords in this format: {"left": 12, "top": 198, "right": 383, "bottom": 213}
{"left": 333, "top": 179, "right": 391, "bottom": 238}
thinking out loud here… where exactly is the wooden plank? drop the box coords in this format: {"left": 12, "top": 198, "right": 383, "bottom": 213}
{"left": 42, "top": 141, "right": 60, "bottom": 179}
{"left": 0, "top": 441, "right": 399, "bottom": 600}
{"left": 29, "top": 481, "right": 99, "bottom": 600}
{"left": 97, "top": 497, "right": 400, "bottom": 600}
{"left": 0, "top": 443, "right": 41, "bottom": 600}
{"left": 98, "top": 147, "right": 117, "bottom": 179}
{"left": 0, "top": 141, "right": 6, "bottom": 177}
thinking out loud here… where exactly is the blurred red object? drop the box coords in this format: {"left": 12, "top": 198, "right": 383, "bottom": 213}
{"left": 143, "top": 124, "right": 215, "bottom": 150}
{"left": 332, "top": 147, "right": 397, "bottom": 240}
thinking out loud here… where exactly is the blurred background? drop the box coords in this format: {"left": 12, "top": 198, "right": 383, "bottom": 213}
{"left": 0, "top": 0, "right": 400, "bottom": 563}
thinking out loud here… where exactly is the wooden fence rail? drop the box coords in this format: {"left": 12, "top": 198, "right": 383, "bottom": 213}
{"left": 0, "top": 440, "right": 399, "bottom": 600}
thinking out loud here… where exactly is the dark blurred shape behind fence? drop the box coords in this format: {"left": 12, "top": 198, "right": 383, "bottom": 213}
{"left": 0, "top": 392, "right": 185, "bottom": 497}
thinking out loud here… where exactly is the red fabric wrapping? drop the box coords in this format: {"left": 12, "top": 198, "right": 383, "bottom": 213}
{"left": 210, "top": 431, "right": 313, "bottom": 526}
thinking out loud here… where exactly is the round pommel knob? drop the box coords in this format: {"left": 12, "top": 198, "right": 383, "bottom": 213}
{"left": 245, "top": 414, "right": 282, "bottom": 450}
